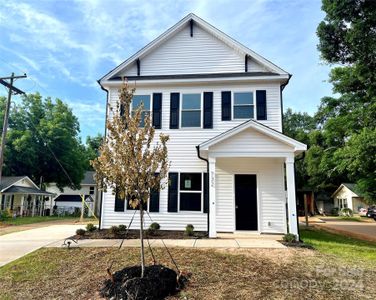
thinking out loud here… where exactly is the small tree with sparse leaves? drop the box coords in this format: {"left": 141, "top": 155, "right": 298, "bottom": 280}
{"left": 91, "top": 82, "right": 169, "bottom": 278}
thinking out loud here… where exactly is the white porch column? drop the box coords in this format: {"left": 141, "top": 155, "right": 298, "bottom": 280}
{"left": 208, "top": 157, "right": 217, "bottom": 238}
{"left": 20, "top": 195, "right": 24, "bottom": 216}
{"left": 31, "top": 195, "right": 36, "bottom": 217}
{"left": 285, "top": 156, "right": 298, "bottom": 238}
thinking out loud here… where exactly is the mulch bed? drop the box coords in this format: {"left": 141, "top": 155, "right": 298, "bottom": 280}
{"left": 100, "top": 264, "right": 184, "bottom": 300}
{"left": 74, "top": 229, "right": 207, "bottom": 240}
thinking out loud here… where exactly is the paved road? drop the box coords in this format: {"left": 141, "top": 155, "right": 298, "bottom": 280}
{"left": 0, "top": 225, "right": 84, "bottom": 267}
{"left": 315, "top": 221, "right": 376, "bottom": 242}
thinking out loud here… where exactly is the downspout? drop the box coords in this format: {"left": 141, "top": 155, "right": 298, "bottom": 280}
{"left": 196, "top": 145, "right": 209, "bottom": 236}
{"left": 97, "top": 79, "right": 109, "bottom": 230}
{"left": 294, "top": 152, "right": 305, "bottom": 242}
{"left": 280, "top": 74, "right": 292, "bottom": 133}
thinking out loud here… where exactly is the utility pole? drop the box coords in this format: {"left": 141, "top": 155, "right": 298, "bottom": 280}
{"left": 0, "top": 73, "right": 27, "bottom": 184}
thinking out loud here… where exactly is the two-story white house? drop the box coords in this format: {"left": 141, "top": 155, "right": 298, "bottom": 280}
{"left": 98, "top": 14, "right": 306, "bottom": 238}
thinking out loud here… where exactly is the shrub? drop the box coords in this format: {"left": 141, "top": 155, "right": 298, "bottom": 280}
{"left": 283, "top": 233, "right": 297, "bottom": 243}
{"left": 185, "top": 224, "right": 194, "bottom": 236}
{"left": 110, "top": 225, "right": 120, "bottom": 235}
{"left": 0, "top": 210, "right": 9, "bottom": 221}
{"left": 340, "top": 208, "right": 353, "bottom": 217}
{"left": 331, "top": 207, "right": 339, "bottom": 216}
{"left": 147, "top": 222, "right": 161, "bottom": 236}
{"left": 86, "top": 223, "right": 97, "bottom": 232}
{"left": 76, "top": 228, "right": 86, "bottom": 236}
{"left": 118, "top": 224, "right": 127, "bottom": 232}
{"left": 149, "top": 222, "right": 160, "bottom": 230}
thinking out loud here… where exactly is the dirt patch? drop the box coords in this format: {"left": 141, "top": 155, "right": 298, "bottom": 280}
{"left": 74, "top": 229, "right": 206, "bottom": 240}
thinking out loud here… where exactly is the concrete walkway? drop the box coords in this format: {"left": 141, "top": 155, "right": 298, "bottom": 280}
{"left": 1, "top": 225, "right": 285, "bottom": 267}
{"left": 46, "top": 237, "right": 286, "bottom": 249}
{"left": 0, "top": 225, "right": 84, "bottom": 267}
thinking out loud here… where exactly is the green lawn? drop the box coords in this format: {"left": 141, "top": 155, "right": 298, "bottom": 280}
{"left": 0, "top": 216, "right": 91, "bottom": 226}
{"left": 300, "top": 226, "right": 376, "bottom": 263}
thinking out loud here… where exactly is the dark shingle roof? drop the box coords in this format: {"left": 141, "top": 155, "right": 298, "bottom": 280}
{"left": 0, "top": 176, "right": 27, "bottom": 191}
{"left": 81, "top": 171, "right": 96, "bottom": 185}
{"left": 2, "top": 185, "right": 53, "bottom": 195}
{"left": 343, "top": 183, "right": 364, "bottom": 197}
{"left": 54, "top": 194, "right": 93, "bottom": 202}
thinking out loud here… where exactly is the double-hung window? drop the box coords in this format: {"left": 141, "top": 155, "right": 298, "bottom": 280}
{"left": 233, "top": 92, "right": 254, "bottom": 119}
{"left": 179, "top": 173, "right": 202, "bottom": 211}
{"left": 132, "top": 95, "right": 151, "bottom": 127}
{"left": 181, "top": 94, "right": 201, "bottom": 127}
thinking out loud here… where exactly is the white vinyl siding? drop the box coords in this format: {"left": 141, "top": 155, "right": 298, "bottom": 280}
{"left": 120, "top": 23, "right": 269, "bottom": 77}
{"left": 216, "top": 158, "right": 286, "bottom": 234}
{"left": 108, "top": 82, "right": 282, "bottom": 132}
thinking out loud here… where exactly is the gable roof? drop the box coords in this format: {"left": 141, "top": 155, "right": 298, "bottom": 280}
{"left": 199, "top": 119, "right": 307, "bottom": 153}
{"left": 100, "top": 13, "right": 289, "bottom": 82}
{"left": 81, "top": 171, "right": 95, "bottom": 185}
{"left": 0, "top": 176, "right": 39, "bottom": 193}
{"left": 332, "top": 183, "right": 364, "bottom": 198}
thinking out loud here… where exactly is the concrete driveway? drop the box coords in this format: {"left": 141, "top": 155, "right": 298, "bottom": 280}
{"left": 0, "top": 225, "right": 84, "bottom": 267}
{"left": 315, "top": 220, "right": 376, "bottom": 242}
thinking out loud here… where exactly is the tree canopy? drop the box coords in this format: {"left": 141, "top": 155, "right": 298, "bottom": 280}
{"left": 285, "top": 0, "right": 376, "bottom": 203}
{"left": 0, "top": 93, "right": 96, "bottom": 190}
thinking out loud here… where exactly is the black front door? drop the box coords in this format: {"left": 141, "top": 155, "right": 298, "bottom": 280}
{"left": 235, "top": 174, "right": 258, "bottom": 230}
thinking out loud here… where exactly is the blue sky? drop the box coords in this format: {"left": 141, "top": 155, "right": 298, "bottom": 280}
{"left": 0, "top": 0, "right": 332, "bottom": 140}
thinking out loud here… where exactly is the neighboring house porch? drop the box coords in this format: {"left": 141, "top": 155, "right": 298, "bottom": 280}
{"left": 0, "top": 176, "right": 53, "bottom": 217}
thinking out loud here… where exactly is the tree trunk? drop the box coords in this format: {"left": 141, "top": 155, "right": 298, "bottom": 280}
{"left": 140, "top": 202, "right": 145, "bottom": 278}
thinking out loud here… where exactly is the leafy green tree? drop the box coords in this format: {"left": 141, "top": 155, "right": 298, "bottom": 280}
{"left": 2, "top": 93, "right": 86, "bottom": 189}
{"left": 84, "top": 134, "right": 103, "bottom": 170}
{"left": 283, "top": 109, "right": 316, "bottom": 190}
{"left": 314, "top": 0, "right": 376, "bottom": 202}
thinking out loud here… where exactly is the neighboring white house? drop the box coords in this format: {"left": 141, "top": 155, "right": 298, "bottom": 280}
{"left": 46, "top": 171, "right": 99, "bottom": 217}
{"left": 98, "top": 14, "right": 307, "bottom": 238}
{"left": 332, "top": 183, "right": 368, "bottom": 213}
{"left": 0, "top": 176, "right": 53, "bottom": 216}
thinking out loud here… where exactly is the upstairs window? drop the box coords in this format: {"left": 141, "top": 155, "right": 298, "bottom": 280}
{"left": 89, "top": 186, "right": 95, "bottom": 195}
{"left": 132, "top": 95, "right": 151, "bottom": 127}
{"left": 233, "top": 92, "right": 254, "bottom": 119}
{"left": 181, "top": 94, "right": 201, "bottom": 127}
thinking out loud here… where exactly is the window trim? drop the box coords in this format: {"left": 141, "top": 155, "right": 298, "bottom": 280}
{"left": 179, "top": 93, "right": 203, "bottom": 129}
{"left": 231, "top": 90, "right": 257, "bottom": 120}
{"left": 178, "top": 172, "right": 204, "bottom": 213}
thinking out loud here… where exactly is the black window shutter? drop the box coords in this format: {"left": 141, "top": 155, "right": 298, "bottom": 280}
{"left": 152, "top": 93, "right": 162, "bottom": 129}
{"left": 114, "top": 190, "right": 125, "bottom": 212}
{"left": 203, "top": 172, "right": 209, "bottom": 213}
{"left": 221, "top": 91, "right": 231, "bottom": 121}
{"left": 149, "top": 173, "right": 160, "bottom": 212}
{"left": 256, "top": 90, "right": 267, "bottom": 120}
{"left": 10, "top": 195, "right": 14, "bottom": 210}
{"left": 170, "top": 93, "right": 180, "bottom": 129}
{"left": 168, "top": 172, "right": 178, "bottom": 212}
{"left": 203, "top": 92, "right": 213, "bottom": 129}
